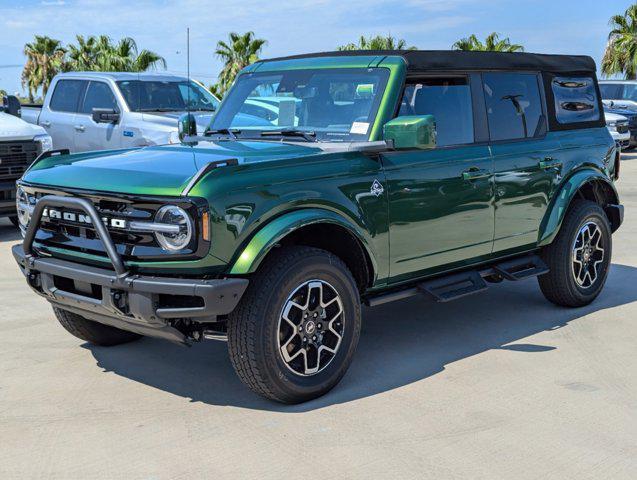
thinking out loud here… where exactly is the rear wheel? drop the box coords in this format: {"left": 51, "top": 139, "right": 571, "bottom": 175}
{"left": 228, "top": 246, "right": 361, "bottom": 404}
{"left": 53, "top": 307, "right": 142, "bottom": 346}
{"left": 538, "top": 200, "right": 612, "bottom": 307}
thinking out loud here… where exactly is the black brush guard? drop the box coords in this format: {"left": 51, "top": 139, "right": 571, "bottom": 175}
{"left": 12, "top": 195, "right": 248, "bottom": 344}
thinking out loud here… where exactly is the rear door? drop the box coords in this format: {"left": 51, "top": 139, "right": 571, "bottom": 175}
{"left": 74, "top": 81, "right": 122, "bottom": 152}
{"left": 39, "top": 79, "right": 87, "bottom": 152}
{"left": 483, "top": 72, "right": 562, "bottom": 253}
{"left": 383, "top": 74, "right": 495, "bottom": 283}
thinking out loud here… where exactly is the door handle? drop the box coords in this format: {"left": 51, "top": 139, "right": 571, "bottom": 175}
{"left": 74, "top": 125, "right": 85, "bottom": 132}
{"left": 41, "top": 120, "right": 51, "bottom": 127}
{"left": 461, "top": 168, "right": 491, "bottom": 181}
{"left": 538, "top": 157, "right": 562, "bottom": 170}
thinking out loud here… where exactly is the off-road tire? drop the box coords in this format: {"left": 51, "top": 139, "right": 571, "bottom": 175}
{"left": 538, "top": 200, "right": 612, "bottom": 307}
{"left": 228, "top": 246, "right": 361, "bottom": 404}
{"left": 53, "top": 307, "right": 142, "bottom": 346}
{"left": 8, "top": 216, "right": 19, "bottom": 228}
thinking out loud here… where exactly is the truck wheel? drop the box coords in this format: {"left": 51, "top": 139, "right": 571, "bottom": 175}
{"left": 9, "top": 216, "right": 19, "bottom": 228}
{"left": 228, "top": 246, "right": 361, "bottom": 404}
{"left": 538, "top": 200, "right": 612, "bottom": 307}
{"left": 53, "top": 307, "right": 141, "bottom": 346}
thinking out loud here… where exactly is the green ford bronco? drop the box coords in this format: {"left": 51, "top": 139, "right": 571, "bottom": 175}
{"left": 13, "top": 50, "right": 623, "bottom": 403}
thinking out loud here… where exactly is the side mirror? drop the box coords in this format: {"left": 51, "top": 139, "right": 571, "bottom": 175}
{"left": 178, "top": 113, "right": 197, "bottom": 141}
{"left": 3, "top": 95, "right": 22, "bottom": 117}
{"left": 383, "top": 115, "right": 436, "bottom": 150}
{"left": 92, "top": 108, "right": 120, "bottom": 124}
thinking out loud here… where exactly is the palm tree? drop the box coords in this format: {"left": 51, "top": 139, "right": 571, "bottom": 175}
{"left": 22, "top": 35, "right": 66, "bottom": 101}
{"left": 602, "top": 4, "right": 637, "bottom": 79}
{"left": 338, "top": 34, "right": 416, "bottom": 51}
{"left": 452, "top": 32, "right": 524, "bottom": 52}
{"left": 215, "top": 32, "right": 267, "bottom": 95}
{"left": 65, "top": 35, "right": 166, "bottom": 72}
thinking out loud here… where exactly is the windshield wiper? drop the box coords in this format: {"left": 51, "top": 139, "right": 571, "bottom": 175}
{"left": 205, "top": 128, "right": 240, "bottom": 140}
{"left": 260, "top": 129, "right": 317, "bottom": 142}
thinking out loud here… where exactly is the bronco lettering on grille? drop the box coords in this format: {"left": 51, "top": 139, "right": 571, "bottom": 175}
{"left": 42, "top": 208, "right": 128, "bottom": 229}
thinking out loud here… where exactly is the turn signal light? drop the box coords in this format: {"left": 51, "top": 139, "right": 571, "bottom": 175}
{"left": 202, "top": 211, "right": 210, "bottom": 241}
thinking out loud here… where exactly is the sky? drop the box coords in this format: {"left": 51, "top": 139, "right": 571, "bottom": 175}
{"left": 0, "top": 0, "right": 633, "bottom": 96}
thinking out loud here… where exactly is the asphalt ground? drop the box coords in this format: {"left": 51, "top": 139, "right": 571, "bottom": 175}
{"left": 1, "top": 153, "right": 636, "bottom": 479}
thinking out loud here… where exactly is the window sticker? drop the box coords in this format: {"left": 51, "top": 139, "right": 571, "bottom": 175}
{"left": 277, "top": 100, "right": 296, "bottom": 126}
{"left": 350, "top": 122, "right": 369, "bottom": 135}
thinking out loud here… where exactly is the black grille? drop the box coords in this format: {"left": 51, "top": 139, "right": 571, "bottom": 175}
{"left": 0, "top": 141, "right": 39, "bottom": 180}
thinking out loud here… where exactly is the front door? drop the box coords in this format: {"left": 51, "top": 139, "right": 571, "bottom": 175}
{"left": 74, "top": 81, "right": 122, "bottom": 152}
{"left": 481, "top": 72, "right": 561, "bottom": 253}
{"left": 384, "top": 74, "right": 495, "bottom": 283}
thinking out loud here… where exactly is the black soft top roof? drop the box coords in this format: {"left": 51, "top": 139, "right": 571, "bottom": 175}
{"left": 261, "top": 50, "right": 597, "bottom": 74}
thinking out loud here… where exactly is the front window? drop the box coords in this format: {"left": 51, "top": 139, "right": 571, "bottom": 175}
{"left": 209, "top": 68, "right": 390, "bottom": 142}
{"left": 116, "top": 80, "right": 219, "bottom": 112}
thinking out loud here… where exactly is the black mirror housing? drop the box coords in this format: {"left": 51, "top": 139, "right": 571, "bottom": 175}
{"left": 3, "top": 96, "right": 22, "bottom": 117}
{"left": 92, "top": 108, "right": 120, "bottom": 124}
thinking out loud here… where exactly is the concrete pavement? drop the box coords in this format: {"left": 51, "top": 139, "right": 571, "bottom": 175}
{"left": 0, "top": 155, "right": 636, "bottom": 479}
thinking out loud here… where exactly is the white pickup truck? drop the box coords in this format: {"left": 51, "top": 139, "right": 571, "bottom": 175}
{"left": 0, "top": 96, "right": 52, "bottom": 225}
{"left": 21, "top": 72, "right": 219, "bottom": 153}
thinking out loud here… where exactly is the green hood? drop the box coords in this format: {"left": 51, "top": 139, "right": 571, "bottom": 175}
{"left": 22, "top": 141, "right": 321, "bottom": 196}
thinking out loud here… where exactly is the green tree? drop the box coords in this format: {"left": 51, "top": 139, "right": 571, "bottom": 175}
{"left": 21, "top": 35, "right": 66, "bottom": 102}
{"left": 338, "top": 34, "right": 415, "bottom": 51}
{"left": 215, "top": 31, "right": 267, "bottom": 96}
{"left": 452, "top": 32, "right": 524, "bottom": 52}
{"left": 65, "top": 35, "right": 166, "bottom": 72}
{"left": 602, "top": 4, "right": 637, "bottom": 79}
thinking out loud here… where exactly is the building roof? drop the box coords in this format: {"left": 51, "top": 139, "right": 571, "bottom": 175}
{"left": 261, "top": 50, "right": 597, "bottom": 74}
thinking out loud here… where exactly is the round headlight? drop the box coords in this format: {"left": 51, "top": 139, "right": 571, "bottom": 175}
{"left": 154, "top": 205, "right": 193, "bottom": 251}
{"left": 16, "top": 186, "right": 30, "bottom": 235}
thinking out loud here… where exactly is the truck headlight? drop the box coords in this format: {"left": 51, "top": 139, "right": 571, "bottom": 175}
{"left": 34, "top": 134, "right": 53, "bottom": 154}
{"left": 154, "top": 205, "right": 193, "bottom": 251}
{"left": 16, "top": 186, "right": 30, "bottom": 235}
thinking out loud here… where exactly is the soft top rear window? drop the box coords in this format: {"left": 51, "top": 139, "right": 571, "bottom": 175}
{"left": 552, "top": 76, "right": 600, "bottom": 124}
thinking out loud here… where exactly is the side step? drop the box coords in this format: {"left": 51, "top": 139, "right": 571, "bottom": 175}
{"left": 366, "top": 254, "right": 548, "bottom": 307}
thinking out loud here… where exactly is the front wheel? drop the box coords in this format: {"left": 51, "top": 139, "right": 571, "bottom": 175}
{"left": 228, "top": 246, "right": 361, "bottom": 404}
{"left": 538, "top": 200, "right": 612, "bottom": 307}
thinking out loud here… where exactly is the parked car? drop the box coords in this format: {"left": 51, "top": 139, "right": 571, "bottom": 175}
{"left": 21, "top": 72, "right": 219, "bottom": 153}
{"left": 0, "top": 96, "right": 51, "bottom": 225}
{"left": 605, "top": 111, "right": 631, "bottom": 149}
{"left": 13, "top": 50, "right": 622, "bottom": 403}
{"left": 599, "top": 80, "right": 637, "bottom": 148}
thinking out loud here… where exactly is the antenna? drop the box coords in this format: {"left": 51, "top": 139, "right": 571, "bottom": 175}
{"left": 187, "top": 27, "right": 190, "bottom": 114}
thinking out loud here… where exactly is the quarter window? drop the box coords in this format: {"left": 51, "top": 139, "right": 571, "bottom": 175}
{"left": 399, "top": 77, "right": 474, "bottom": 147}
{"left": 483, "top": 73, "right": 544, "bottom": 141}
{"left": 552, "top": 76, "right": 600, "bottom": 124}
{"left": 49, "top": 80, "right": 86, "bottom": 113}
{"left": 80, "top": 81, "right": 118, "bottom": 114}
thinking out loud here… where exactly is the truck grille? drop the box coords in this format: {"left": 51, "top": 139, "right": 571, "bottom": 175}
{"left": 0, "top": 141, "right": 39, "bottom": 180}
{"left": 21, "top": 186, "right": 205, "bottom": 264}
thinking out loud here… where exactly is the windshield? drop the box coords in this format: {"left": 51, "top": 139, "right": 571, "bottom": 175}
{"left": 600, "top": 83, "right": 637, "bottom": 103}
{"left": 116, "top": 80, "right": 219, "bottom": 112}
{"left": 209, "top": 68, "right": 390, "bottom": 142}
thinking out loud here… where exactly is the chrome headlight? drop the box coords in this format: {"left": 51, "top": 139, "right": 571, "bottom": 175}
{"left": 15, "top": 186, "right": 30, "bottom": 235}
{"left": 34, "top": 134, "right": 53, "bottom": 154}
{"left": 153, "top": 205, "right": 193, "bottom": 251}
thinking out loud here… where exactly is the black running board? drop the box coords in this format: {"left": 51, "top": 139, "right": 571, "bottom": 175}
{"left": 366, "top": 254, "right": 548, "bottom": 307}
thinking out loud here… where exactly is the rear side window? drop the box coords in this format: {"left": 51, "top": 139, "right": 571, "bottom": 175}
{"left": 49, "top": 80, "right": 86, "bottom": 113}
{"left": 483, "top": 73, "right": 544, "bottom": 141}
{"left": 551, "top": 77, "right": 600, "bottom": 124}
{"left": 400, "top": 77, "right": 474, "bottom": 147}
{"left": 599, "top": 83, "right": 623, "bottom": 100}
{"left": 80, "top": 81, "right": 118, "bottom": 114}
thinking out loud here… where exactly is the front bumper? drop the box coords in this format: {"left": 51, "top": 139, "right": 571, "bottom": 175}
{"left": 13, "top": 194, "right": 248, "bottom": 344}
{"left": 0, "top": 180, "right": 17, "bottom": 218}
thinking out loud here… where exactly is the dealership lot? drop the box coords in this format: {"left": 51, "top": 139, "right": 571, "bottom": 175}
{"left": 0, "top": 155, "right": 636, "bottom": 479}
